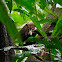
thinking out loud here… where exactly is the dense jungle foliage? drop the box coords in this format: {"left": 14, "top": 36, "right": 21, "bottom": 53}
{"left": 0, "top": 0, "right": 62, "bottom": 62}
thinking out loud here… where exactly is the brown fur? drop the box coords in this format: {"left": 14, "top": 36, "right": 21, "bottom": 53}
{"left": 20, "top": 21, "right": 37, "bottom": 41}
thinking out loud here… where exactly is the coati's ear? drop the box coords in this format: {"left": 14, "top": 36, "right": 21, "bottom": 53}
{"left": 25, "top": 24, "right": 28, "bottom": 26}
{"left": 23, "top": 24, "right": 28, "bottom": 30}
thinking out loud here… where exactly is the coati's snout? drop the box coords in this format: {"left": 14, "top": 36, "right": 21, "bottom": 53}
{"left": 28, "top": 27, "right": 37, "bottom": 37}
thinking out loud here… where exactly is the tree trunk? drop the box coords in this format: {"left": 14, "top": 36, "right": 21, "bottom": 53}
{"left": 0, "top": 22, "right": 15, "bottom": 62}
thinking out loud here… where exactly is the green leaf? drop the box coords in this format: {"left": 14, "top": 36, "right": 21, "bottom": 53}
{"left": 12, "top": 9, "right": 31, "bottom": 27}
{"left": 51, "top": 38, "right": 61, "bottom": 50}
{"left": 39, "top": 0, "right": 46, "bottom": 9}
{"left": 27, "top": 37, "right": 50, "bottom": 46}
{"left": 5, "top": 0, "right": 12, "bottom": 13}
{"left": 37, "top": 19, "right": 56, "bottom": 24}
{"left": 45, "top": 7, "right": 58, "bottom": 19}
{"left": 0, "top": 0, "right": 23, "bottom": 45}
{"left": 51, "top": 49, "right": 57, "bottom": 61}
{"left": 51, "top": 16, "right": 62, "bottom": 38}
{"left": 53, "top": 0, "right": 62, "bottom": 6}
{"left": 14, "top": 0, "right": 35, "bottom": 14}
{"left": 31, "top": 16, "right": 48, "bottom": 39}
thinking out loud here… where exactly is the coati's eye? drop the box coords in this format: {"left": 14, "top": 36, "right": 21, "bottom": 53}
{"left": 32, "top": 28, "right": 34, "bottom": 30}
{"left": 28, "top": 28, "right": 30, "bottom": 32}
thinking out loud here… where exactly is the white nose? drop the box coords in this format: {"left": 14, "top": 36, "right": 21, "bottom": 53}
{"left": 29, "top": 30, "right": 32, "bottom": 35}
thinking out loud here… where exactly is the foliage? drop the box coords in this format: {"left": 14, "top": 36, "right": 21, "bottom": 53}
{"left": 0, "top": 0, "right": 62, "bottom": 62}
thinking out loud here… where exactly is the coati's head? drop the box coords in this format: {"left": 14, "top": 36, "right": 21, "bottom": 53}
{"left": 20, "top": 21, "right": 37, "bottom": 41}
{"left": 27, "top": 21, "right": 37, "bottom": 37}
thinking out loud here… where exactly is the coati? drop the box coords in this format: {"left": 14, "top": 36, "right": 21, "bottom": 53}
{"left": 20, "top": 21, "right": 41, "bottom": 42}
